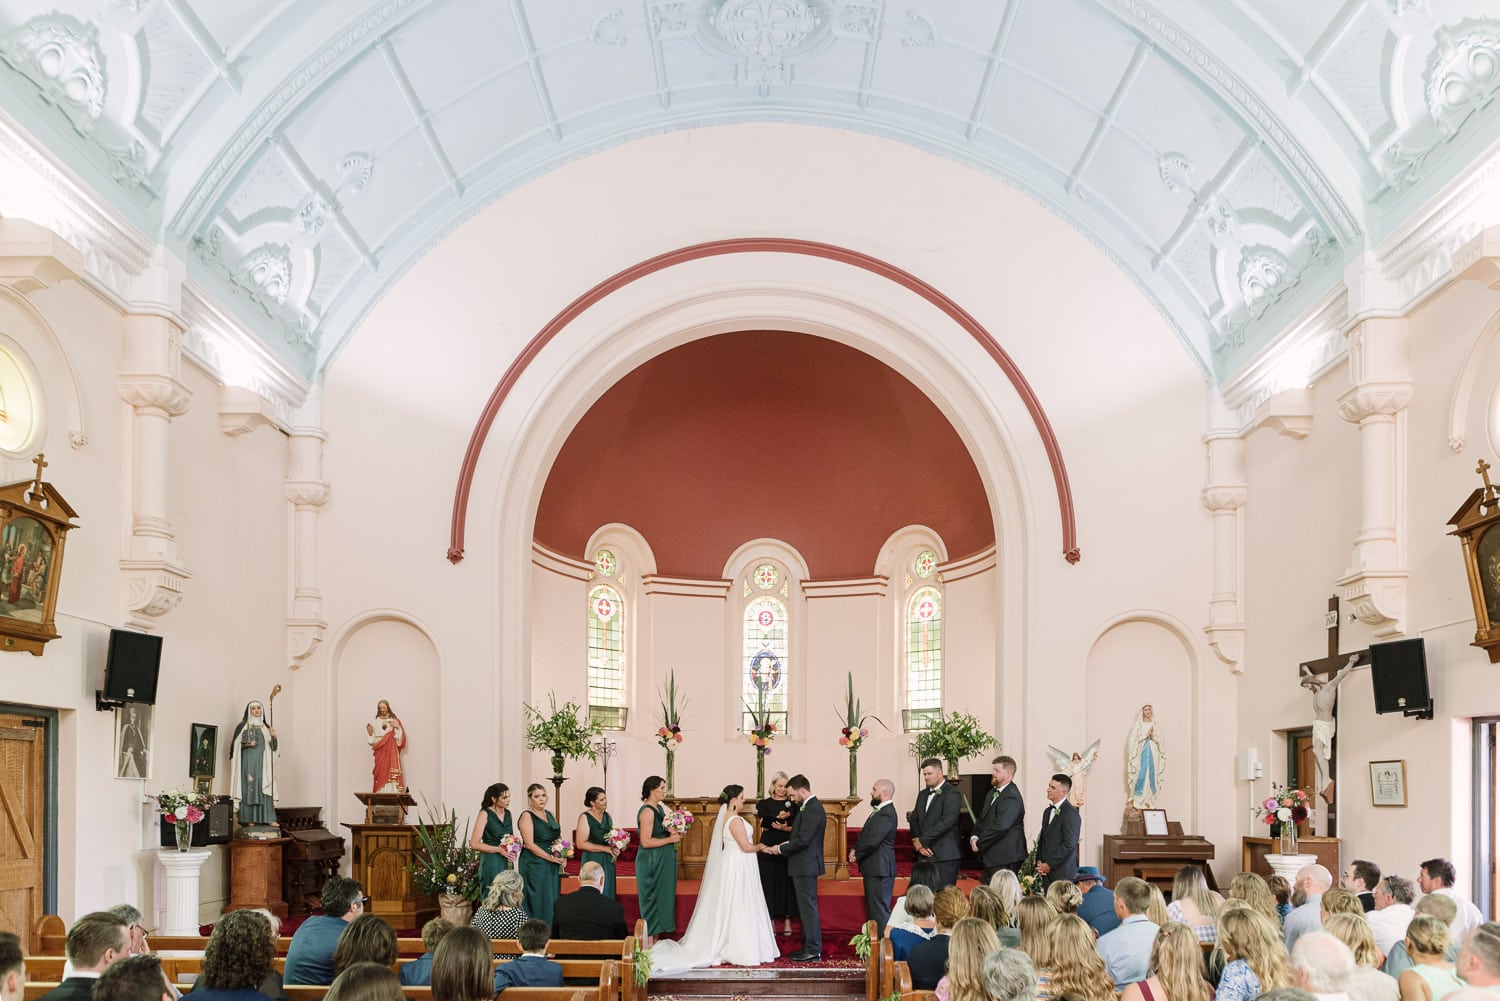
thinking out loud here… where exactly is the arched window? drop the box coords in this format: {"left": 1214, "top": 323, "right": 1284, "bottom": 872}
{"left": 587, "top": 551, "right": 627, "bottom": 729}
{"left": 904, "top": 562, "right": 944, "bottom": 730}
{"left": 743, "top": 593, "right": 789, "bottom": 732}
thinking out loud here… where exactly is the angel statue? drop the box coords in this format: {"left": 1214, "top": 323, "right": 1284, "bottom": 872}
{"left": 1047, "top": 739, "right": 1101, "bottom": 808}
{"left": 1125, "top": 705, "right": 1164, "bottom": 809}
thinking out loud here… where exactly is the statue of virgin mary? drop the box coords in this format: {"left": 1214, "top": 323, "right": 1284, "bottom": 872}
{"left": 1125, "top": 704, "right": 1164, "bottom": 809}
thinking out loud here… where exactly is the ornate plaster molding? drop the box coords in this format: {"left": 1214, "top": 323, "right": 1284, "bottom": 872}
{"left": 118, "top": 373, "right": 192, "bottom": 416}
{"left": 1202, "top": 434, "right": 1247, "bottom": 673}
{"left": 121, "top": 559, "right": 192, "bottom": 629}
{"left": 801, "top": 577, "right": 889, "bottom": 599}
{"left": 284, "top": 478, "right": 330, "bottom": 508}
{"left": 219, "top": 385, "right": 290, "bottom": 437}
{"left": 1336, "top": 380, "right": 1415, "bottom": 423}
{"left": 287, "top": 618, "right": 326, "bottom": 670}
{"left": 530, "top": 543, "right": 593, "bottom": 581}
{"left": 1335, "top": 568, "right": 1407, "bottom": 638}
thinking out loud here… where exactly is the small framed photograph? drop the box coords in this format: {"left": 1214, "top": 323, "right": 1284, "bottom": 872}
{"left": 194, "top": 775, "right": 212, "bottom": 796}
{"left": 1369, "top": 760, "right": 1407, "bottom": 807}
{"left": 1141, "top": 808, "right": 1169, "bottom": 836}
{"left": 115, "top": 704, "right": 153, "bottom": 780}
{"left": 190, "top": 723, "right": 217, "bottom": 778}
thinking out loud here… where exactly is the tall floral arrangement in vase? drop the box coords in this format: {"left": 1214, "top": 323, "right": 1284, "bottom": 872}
{"left": 745, "top": 681, "right": 776, "bottom": 798}
{"left": 837, "top": 672, "right": 885, "bottom": 797}
{"left": 1256, "top": 783, "right": 1312, "bottom": 854}
{"left": 656, "top": 671, "right": 685, "bottom": 795}
{"left": 154, "top": 789, "right": 211, "bottom": 852}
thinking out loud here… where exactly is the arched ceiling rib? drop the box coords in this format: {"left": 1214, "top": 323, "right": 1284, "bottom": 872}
{"left": 0, "top": 0, "right": 1496, "bottom": 382}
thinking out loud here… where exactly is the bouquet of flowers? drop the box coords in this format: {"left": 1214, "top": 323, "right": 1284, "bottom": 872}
{"left": 606, "top": 829, "right": 631, "bottom": 854}
{"left": 656, "top": 671, "right": 685, "bottom": 750}
{"left": 153, "top": 789, "right": 210, "bottom": 824}
{"left": 1018, "top": 837, "right": 1042, "bottom": 896}
{"left": 551, "top": 837, "right": 575, "bottom": 870}
{"left": 664, "top": 808, "right": 694, "bottom": 837}
{"left": 499, "top": 833, "right": 523, "bottom": 863}
{"left": 1256, "top": 783, "right": 1312, "bottom": 827}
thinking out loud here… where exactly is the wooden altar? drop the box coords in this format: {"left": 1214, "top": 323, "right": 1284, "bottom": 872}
{"left": 342, "top": 792, "right": 431, "bottom": 930}
{"left": 669, "top": 796, "right": 859, "bottom": 880}
{"left": 1242, "top": 835, "right": 1340, "bottom": 877}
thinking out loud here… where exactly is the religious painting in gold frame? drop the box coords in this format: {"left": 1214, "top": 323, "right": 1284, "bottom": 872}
{"left": 0, "top": 456, "right": 78, "bottom": 654}
{"left": 1448, "top": 460, "right": 1500, "bottom": 663}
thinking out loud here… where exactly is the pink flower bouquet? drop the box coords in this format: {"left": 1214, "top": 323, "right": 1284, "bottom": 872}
{"left": 664, "top": 808, "right": 694, "bottom": 836}
{"left": 606, "top": 829, "right": 630, "bottom": 853}
{"left": 499, "top": 833, "right": 523, "bottom": 862}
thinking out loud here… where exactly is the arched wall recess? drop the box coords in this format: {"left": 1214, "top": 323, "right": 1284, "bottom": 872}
{"left": 0, "top": 285, "right": 87, "bottom": 450}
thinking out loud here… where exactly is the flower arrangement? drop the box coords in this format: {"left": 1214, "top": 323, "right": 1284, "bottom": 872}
{"left": 524, "top": 693, "right": 603, "bottom": 776}
{"left": 410, "top": 802, "right": 483, "bottom": 902}
{"left": 849, "top": 928, "right": 872, "bottom": 961}
{"left": 153, "top": 789, "right": 210, "bottom": 823}
{"left": 664, "top": 808, "right": 694, "bottom": 837}
{"left": 1256, "top": 783, "right": 1312, "bottom": 827}
{"left": 744, "top": 681, "right": 777, "bottom": 797}
{"left": 499, "top": 834, "right": 523, "bottom": 864}
{"left": 656, "top": 671, "right": 685, "bottom": 794}
{"left": 911, "top": 710, "right": 998, "bottom": 779}
{"left": 838, "top": 672, "right": 887, "bottom": 797}
{"left": 1018, "top": 837, "right": 1042, "bottom": 896}
{"left": 550, "top": 837, "right": 575, "bottom": 869}
{"left": 606, "top": 829, "right": 631, "bottom": 853}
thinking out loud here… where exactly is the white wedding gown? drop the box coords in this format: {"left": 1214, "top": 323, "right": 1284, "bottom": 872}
{"left": 648, "top": 807, "right": 780, "bottom": 973}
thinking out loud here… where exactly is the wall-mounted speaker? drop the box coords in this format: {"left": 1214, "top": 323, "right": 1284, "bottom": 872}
{"left": 1369, "top": 637, "right": 1433, "bottom": 719}
{"left": 102, "top": 629, "right": 162, "bottom": 705}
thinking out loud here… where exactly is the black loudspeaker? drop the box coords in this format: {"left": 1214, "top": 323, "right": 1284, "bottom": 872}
{"left": 1369, "top": 637, "right": 1433, "bottom": 719}
{"left": 159, "top": 799, "right": 233, "bottom": 847}
{"left": 103, "top": 629, "right": 162, "bottom": 704}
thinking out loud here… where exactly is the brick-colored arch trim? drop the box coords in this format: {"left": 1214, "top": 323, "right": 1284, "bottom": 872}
{"left": 447, "top": 238, "right": 1081, "bottom": 565}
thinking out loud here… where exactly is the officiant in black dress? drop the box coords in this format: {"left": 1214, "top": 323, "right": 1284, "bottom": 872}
{"left": 756, "top": 771, "right": 798, "bottom": 935}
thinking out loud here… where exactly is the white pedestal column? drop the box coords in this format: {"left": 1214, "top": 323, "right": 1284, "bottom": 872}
{"left": 1264, "top": 852, "right": 1318, "bottom": 885}
{"left": 157, "top": 849, "right": 211, "bottom": 934}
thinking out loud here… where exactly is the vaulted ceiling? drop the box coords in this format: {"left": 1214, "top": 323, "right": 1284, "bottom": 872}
{"left": 0, "top": 0, "right": 1497, "bottom": 383}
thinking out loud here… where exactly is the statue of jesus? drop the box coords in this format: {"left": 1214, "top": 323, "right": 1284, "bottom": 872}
{"left": 366, "top": 699, "right": 407, "bottom": 793}
{"left": 1300, "top": 654, "right": 1356, "bottom": 805}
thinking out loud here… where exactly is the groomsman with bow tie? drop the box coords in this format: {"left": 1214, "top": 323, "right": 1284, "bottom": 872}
{"left": 970, "top": 755, "right": 1026, "bottom": 884}
{"left": 909, "top": 758, "right": 961, "bottom": 887}
{"left": 1035, "top": 773, "right": 1081, "bottom": 886}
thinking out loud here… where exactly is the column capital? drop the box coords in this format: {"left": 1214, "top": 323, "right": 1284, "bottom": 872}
{"left": 285, "top": 480, "right": 331, "bottom": 508}
{"left": 1336, "top": 381, "right": 1414, "bottom": 423}
{"left": 119, "top": 374, "right": 192, "bottom": 417}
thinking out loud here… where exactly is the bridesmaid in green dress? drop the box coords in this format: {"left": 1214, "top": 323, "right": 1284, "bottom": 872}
{"left": 517, "top": 783, "right": 565, "bottom": 926}
{"left": 575, "top": 786, "right": 620, "bottom": 898}
{"left": 468, "top": 782, "right": 513, "bottom": 893}
{"left": 635, "top": 775, "right": 682, "bottom": 945}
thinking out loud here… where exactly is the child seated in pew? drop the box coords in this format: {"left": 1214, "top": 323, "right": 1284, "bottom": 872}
{"left": 325, "top": 964, "right": 401, "bottom": 1001}
{"left": 491, "top": 923, "right": 563, "bottom": 994}
{"left": 399, "top": 920, "right": 453, "bottom": 988}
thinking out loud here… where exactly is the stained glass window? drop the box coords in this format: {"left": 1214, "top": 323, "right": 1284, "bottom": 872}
{"left": 594, "top": 549, "right": 617, "bottom": 577}
{"left": 743, "top": 595, "right": 789, "bottom": 731}
{"left": 914, "top": 550, "right": 938, "bottom": 579}
{"left": 588, "top": 584, "right": 626, "bottom": 729}
{"left": 753, "top": 563, "right": 780, "bottom": 590}
{"left": 905, "top": 586, "right": 943, "bottom": 727}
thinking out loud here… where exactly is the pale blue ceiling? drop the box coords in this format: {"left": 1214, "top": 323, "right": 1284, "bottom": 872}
{"left": 0, "top": 0, "right": 1497, "bottom": 382}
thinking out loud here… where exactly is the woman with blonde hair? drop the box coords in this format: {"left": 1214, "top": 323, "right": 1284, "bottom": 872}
{"left": 1120, "top": 922, "right": 1212, "bottom": 1001}
{"left": 1167, "top": 866, "right": 1224, "bottom": 943}
{"left": 1227, "top": 873, "right": 1281, "bottom": 928}
{"left": 934, "top": 917, "right": 1002, "bottom": 1001}
{"left": 1047, "top": 914, "right": 1116, "bottom": 1001}
{"left": 1214, "top": 907, "right": 1293, "bottom": 1001}
{"left": 471, "top": 870, "right": 528, "bottom": 957}
{"left": 1323, "top": 913, "right": 1398, "bottom": 1001}
{"left": 989, "top": 869, "right": 1023, "bottom": 926}
{"left": 969, "top": 885, "right": 1021, "bottom": 947}
{"left": 1045, "top": 880, "right": 1082, "bottom": 915}
{"left": 1397, "top": 915, "right": 1463, "bottom": 1001}
{"left": 1146, "top": 883, "right": 1171, "bottom": 927}
{"left": 1017, "top": 897, "right": 1059, "bottom": 1000}
{"left": 1320, "top": 888, "right": 1364, "bottom": 921}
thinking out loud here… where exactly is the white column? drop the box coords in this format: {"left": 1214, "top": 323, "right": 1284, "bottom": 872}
{"left": 285, "top": 427, "right": 329, "bottom": 669}
{"left": 156, "top": 849, "right": 211, "bottom": 935}
{"left": 1202, "top": 433, "right": 1247, "bottom": 671}
{"left": 1334, "top": 318, "right": 1412, "bottom": 638}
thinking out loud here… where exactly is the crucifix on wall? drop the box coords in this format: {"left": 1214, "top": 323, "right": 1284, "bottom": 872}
{"left": 1298, "top": 596, "right": 1369, "bottom": 829}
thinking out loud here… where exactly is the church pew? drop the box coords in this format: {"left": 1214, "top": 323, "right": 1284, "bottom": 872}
{"left": 876, "top": 935, "right": 897, "bottom": 1001}
{"left": 24, "top": 984, "right": 61, "bottom": 1001}
{"left": 860, "top": 921, "right": 879, "bottom": 1001}
{"left": 281, "top": 958, "right": 616, "bottom": 1001}
{"left": 894, "top": 961, "right": 937, "bottom": 1001}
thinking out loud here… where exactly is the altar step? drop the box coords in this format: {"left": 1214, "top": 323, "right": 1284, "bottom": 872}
{"left": 649, "top": 966, "right": 865, "bottom": 998}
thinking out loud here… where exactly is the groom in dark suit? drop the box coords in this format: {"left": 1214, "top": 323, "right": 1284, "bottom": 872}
{"left": 909, "top": 757, "right": 961, "bottom": 886}
{"left": 768, "top": 773, "right": 826, "bottom": 961}
{"left": 970, "top": 755, "right": 1026, "bottom": 884}
{"left": 850, "top": 778, "right": 897, "bottom": 936}
{"left": 1035, "top": 773, "right": 1081, "bottom": 887}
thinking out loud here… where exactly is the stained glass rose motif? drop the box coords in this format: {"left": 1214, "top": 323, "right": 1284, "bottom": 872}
{"left": 914, "top": 550, "right": 937, "bottom": 578}
{"left": 594, "top": 549, "right": 617, "bottom": 576}
{"left": 753, "top": 563, "right": 779, "bottom": 589}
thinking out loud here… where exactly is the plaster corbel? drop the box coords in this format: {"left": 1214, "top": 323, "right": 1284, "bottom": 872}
{"left": 0, "top": 217, "right": 84, "bottom": 294}
{"left": 1246, "top": 387, "right": 1314, "bottom": 439}
{"left": 219, "top": 385, "right": 289, "bottom": 437}
{"left": 1452, "top": 225, "right": 1500, "bottom": 290}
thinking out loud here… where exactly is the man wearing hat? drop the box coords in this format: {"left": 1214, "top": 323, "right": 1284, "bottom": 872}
{"left": 1075, "top": 866, "right": 1120, "bottom": 936}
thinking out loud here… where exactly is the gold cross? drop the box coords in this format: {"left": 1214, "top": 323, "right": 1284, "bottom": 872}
{"left": 1480, "top": 460, "right": 1499, "bottom": 507}
{"left": 30, "top": 453, "right": 46, "bottom": 494}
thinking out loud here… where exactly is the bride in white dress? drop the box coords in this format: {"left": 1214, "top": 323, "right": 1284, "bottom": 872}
{"left": 648, "top": 784, "right": 780, "bottom": 973}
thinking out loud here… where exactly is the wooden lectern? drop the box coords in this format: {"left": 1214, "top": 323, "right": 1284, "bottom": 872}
{"left": 342, "top": 792, "right": 433, "bottom": 930}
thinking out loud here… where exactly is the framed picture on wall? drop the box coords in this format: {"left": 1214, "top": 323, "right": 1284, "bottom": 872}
{"left": 1141, "top": 808, "right": 1170, "bottom": 836}
{"left": 1369, "top": 760, "right": 1406, "bottom": 807}
{"left": 114, "top": 704, "right": 152, "bottom": 780}
{"left": 190, "top": 723, "right": 217, "bottom": 778}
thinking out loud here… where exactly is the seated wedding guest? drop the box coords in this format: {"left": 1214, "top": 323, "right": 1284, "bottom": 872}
{"left": 1047, "top": 915, "right": 1117, "bottom": 1001}
{"left": 399, "top": 918, "right": 454, "bottom": 987}
{"left": 1074, "top": 867, "right": 1120, "bottom": 937}
{"left": 891, "top": 860, "right": 946, "bottom": 931}
{"left": 1120, "top": 922, "right": 1213, "bottom": 1001}
{"left": 889, "top": 884, "right": 938, "bottom": 960}
{"left": 93, "top": 956, "right": 172, "bottom": 1001}
{"left": 1386, "top": 896, "right": 1459, "bottom": 977}
{"left": 472, "top": 870, "right": 530, "bottom": 957}
{"left": 1396, "top": 916, "right": 1463, "bottom": 1001}
{"left": 1323, "top": 891, "right": 1365, "bottom": 922}
{"left": 990, "top": 869, "right": 1024, "bottom": 920}
{"left": 1047, "top": 881, "right": 1082, "bottom": 916}
{"left": 552, "top": 861, "right": 628, "bottom": 940}
{"left": 1268, "top": 877, "right": 1294, "bottom": 925}
{"left": 40, "top": 911, "right": 130, "bottom": 1001}
{"left": 324, "top": 963, "right": 401, "bottom": 1001}
{"left": 1232, "top": 874, "right": 1287, "bottom": 930}
{"left": 1322, "top": 913, "right": 1398, "bottom": 1001}
{"left": 969, "top": 885, "right": 1021, "bottom": 947}
{"left": 493, "top": 921, "right": 564, "bottom": 993}
{"left": 1456, "top": 923, "right": 1500, "bottom": 991}
{"left": 191, "top": 910, "right": 280, "bottom": 1001}
{"left": 240, "top": 910, "right": 288, "bottom": 1001}
{"left": 982, "top": 949, "right": 1038, "bottom": 1001}
{"left": 107, "top": 906, "right": 150, "bottom": 958}
{"left": 1169, "top": 866, "right": 1226, "bottom": 944}
{"left": 430, "top": 927, "right": 495, "bottom": 1001}
{"left": 0, "top": 931, "right": 23, "bottom": 1001}
{"left": 1419, "top": 861, "right": 1486, "bottom": 940}
{"left": 908, "top": 887, "right": 967, "bottom": 991}
{"left": 1343, "top": 862, "right": 1382, "bottom": 914}
{"left": 1287, "top": 867, "right": 1335, "bottom": 950}
{"left": 1369, "top": 877, "right": 1419, "bottom": 958}
{"left": 1290, "top": 932, "right": 1355, "bottom": 1001}
{"left": 1149, "top": 885, "right": 1173, "bottom": 927}
{"left": 934, "top": 917, "right": 1001, "bottom": 1001}
{"left": 1097, "top": 877, "right": 1160, "bottom": 987}
{"left": 331, "top": 915, "right": 397, "bottom": 978}
{"left": 1017, "top": 897, "right": 1059, "bottom": 999}
{"left": 1215, "top": 905, "right": 1294, "bottom": 1001}
{"left": 284, "top": 877, "right": 365, "bottom": 986}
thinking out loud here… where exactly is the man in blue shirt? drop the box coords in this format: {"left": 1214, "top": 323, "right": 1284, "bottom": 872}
{"left": 284, "top": 877, "right": 365, "bottom": 985}
{"left": 494, "top": 920, "right": 564, "bottom": 993}
{"left": 1095, "top": 877, "right": 1158, "bottom": 987}
{"left": 1074, "top": 866, "right": 1120, "bottom": 936}
{"left": 1284, "top": 864, "right": 1331, "bottom": 950}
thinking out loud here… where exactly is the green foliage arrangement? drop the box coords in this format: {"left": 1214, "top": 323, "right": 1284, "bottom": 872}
{"left": 911, "top": 709, "right": 998, "bottom": 772}
{"left": 524, "top": 692, "right": 604, "bottom": 764}
{"left": 632, "top": 941, "right": 652, "bottom": 986}
{"left": 410, "top": 802, "right": 483, "bottom": 901}
{"left": 849, "top": 928, "right": 872, "bottom": 961}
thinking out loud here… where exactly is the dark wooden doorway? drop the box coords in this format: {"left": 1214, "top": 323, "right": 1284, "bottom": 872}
{"left": 1286, "top": 728, "right": 1333, "bottom": 836}
{"left": 0, "top": 707, "right": 50, "bottom": 950}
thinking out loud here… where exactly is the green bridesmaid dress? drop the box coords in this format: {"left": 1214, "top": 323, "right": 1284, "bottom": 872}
{"left": 634, "top": 803, "right": 677, "bottom": 936}
{"left": 519, "top": 809, "right": 561, "bottom": 926}
{"left": 581, "top": 811, "right": 617, "bottom": 898}
{"left": 476, "top": 807, "right": 513, "bottom": 894}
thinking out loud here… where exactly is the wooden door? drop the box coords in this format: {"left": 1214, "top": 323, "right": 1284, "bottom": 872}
{"left": 1287, "top": 730, "right": 1324, "bottom": 836}
{"left": 0, "top": 710, "right": 46, "bottom": 949}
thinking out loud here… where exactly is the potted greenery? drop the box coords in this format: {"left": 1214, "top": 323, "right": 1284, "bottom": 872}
{"left": 911, "top": 710, "right": 998, "bottom": 780}
{"left": 410, "top": 802, "right": 482, "bottom": 925}
{"left": 524, "top": 693, "right": 603, "bottom": 809}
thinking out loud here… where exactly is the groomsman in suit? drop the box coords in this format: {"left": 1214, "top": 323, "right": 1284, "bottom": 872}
{"left": 769, "top": 773, "right": 827, "bottom": 961}
{"left": 970, "top": 755, "right": 1026, "bottom": 884}
{"left": 850, "top": 778, "right": 898, "bottom": 936}
{"left": 1035, "top": 773, "right": 1080, "bottom": 887}
{"left": 909, "top": 758, "right": 961, "bottom": 887}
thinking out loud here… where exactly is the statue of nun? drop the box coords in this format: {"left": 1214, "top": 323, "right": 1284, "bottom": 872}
{"left": 230, "top": 700, "right": 278, "bottom": 827}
